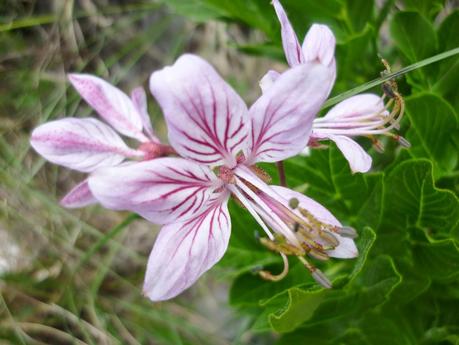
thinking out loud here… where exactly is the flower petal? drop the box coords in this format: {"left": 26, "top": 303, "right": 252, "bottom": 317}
{"left": 130, "top": 87, "right": 159, "bottom": 143}
{"left": 270, "top": 186, "right": 358, "bottom": 259}
{"left": 69, "top": 74, "right": 148, "bottom": 142}
{"left": 302, "top": 24, "right": 336, "bottom": 67}
{"left": 143, "top": 195, "right": 231, "bottom": 301}
{"left": 88, "top": 157, "right": 219, "bottom": 224}
{"left": 149, "top": 54, "right": 249, "bottom": 168}
{"left": 259, "top": 70, "right": 280, "bottom": 94}
{"left": 323, "top": 94, "right": 386, "bottom": 120}
{"left": 247, "top": 63, "right": 334, "bottom": 163}
{"left": 325, "top": 135, "right": 372, "bottom": 173}
{"left": 272, "top": 0, "right": 304, "bottom": 66}
{"left": 60, "top": 179, "right": 97, "bottom": 208}
{"left": 30, "top": 118, "right": 140, "bottom": 172}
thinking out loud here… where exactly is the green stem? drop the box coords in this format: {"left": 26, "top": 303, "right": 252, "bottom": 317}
{"left": 322, "top": 47, "right": 459, "bottom": 109}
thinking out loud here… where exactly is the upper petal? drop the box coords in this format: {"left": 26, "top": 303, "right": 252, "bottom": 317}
{"left": 88, "top": 157, "right": 219, "bottom": 224}
{"left": 60, "top": 179, "right": 97, "bottom": 208}
{"left": 143, "top": 195, "right": 231, "bottom": 301}
{"left": 323, "top": 135, "right": 372, "bottom": 173}
{"left": 69, "top": 74, "right": 148, "bottom": 142}
{"left": 259, "top": 69, "right": 280, "bottom": 94}
{"left": 149, "top": 54, "right": 249, "bottom": 168}
{"left": 247, "top": 63, "right": 334, "bottom": 163}
{"left": 302, "top": 24, "right": 336, "bottom": 67}
{"left": 130, "top": 87, "right": 159, "bottom": 143}
{"left": 270, "top": 186, "right": 358, "bottom": 259}
{"left": 272, "top": 0, "right": 304, "bottom": 66}
{"left": 30, "top": 118, "right": 140, "bottom": 172}
{"left": 323, "top": 94, "right": 386, "bottom": 120}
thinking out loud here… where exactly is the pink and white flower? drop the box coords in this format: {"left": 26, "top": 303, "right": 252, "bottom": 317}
{"left": 30, "top": 74, "right": 172, "bottom": 208}
{"left": 265, "top": 0, "right": 408, "bottom": 173}
{"left": 88, "top": 54, "right": 358, "bottom": 301}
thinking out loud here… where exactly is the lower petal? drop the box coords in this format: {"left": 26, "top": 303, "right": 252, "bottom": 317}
{"left": 88, "top": 157, "right": 219, "bottom": 225}
{"left": 60, "top": 179, "right": 97, "bottom": 208}
{"left": 143, "top": 195, "right": 231, "bottom": 301}
{"left": 325, "top": 135, "right": 372, "bottom": 173}
{"left": 270, "top": 186, "right": 358, "bottom": 259}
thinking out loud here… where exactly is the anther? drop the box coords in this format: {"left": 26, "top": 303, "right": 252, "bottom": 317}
{"left": 335, "top": 226, "right": 358, "bottom": 239}
{"left": 297, "top": 256, "right": 332, "bottom": 289}
{"left": 289, "top": 197, "right": 299, "bottom": 209}
{"left": 395, "top": 135, "right": 411, "bottom": 148}
{"left": 307, "top": 248, "right": 330, "bottom": 261}
{"left": 371, "top": 137, "right": 385, "bottom": 153}
{"left": 311, "top": 269, "right": 332, "bottom": 289}
{"left": 318, "top": 230, "right": 340, "bottom": 248}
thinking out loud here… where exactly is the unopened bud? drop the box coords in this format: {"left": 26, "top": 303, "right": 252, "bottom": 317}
{"left": 311, "top": 269, "right": 332, "bottom": 289}
{"left": 336, "top": 226, "right": 358, "bottom": 239}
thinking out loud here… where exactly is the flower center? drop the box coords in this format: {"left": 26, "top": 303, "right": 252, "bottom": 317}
{"left": 138, "top": 142, "right": 176, "bottom": 160}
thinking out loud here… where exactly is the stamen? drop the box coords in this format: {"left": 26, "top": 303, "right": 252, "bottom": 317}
{"left": 250, "top": 165, "right": 272, "bottom": 184}
{"left": 307, "top": 248, "right": 330, "bottom": 261}
{"left": 394, "top": 135, "right": 411, "bottom": 148}
{"left": 311, "top": 270, "right": 333, "bottom": 289}
{"left": 334, "top": 226, "right": 358, "bottom": 239}
{"left": 298, "top": 256, "right": 332, "bottom": 289}
{"left": 259, "top": 253, "right": 289, "bottom": 282}
{"left": 227, "top": 185, "right": 275, "bottom": 240}
{"left": 318, "top": 230, "right": 340, "bottom": 247}
{"left": 370, "top": 137, "right": 385, "bottom": 153}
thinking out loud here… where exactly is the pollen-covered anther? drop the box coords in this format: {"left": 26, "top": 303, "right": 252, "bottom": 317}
{"left": 298, "top": 256, "right": 332, "bottom": 289}
{"left": 393, "top": 135, "right": 411, "bottom": 148}
{"left": 250, "top": 165, "right": 272, "bottom": 184}
{"left": 334, "top": 226, "right": 358, "bottom": 239}
{"left": 306, "top": 247, "right": 330, "bottom": 261}
{"left": 289, "top": 197, "right": 299, "bottom": 209}
{"left": 370, "top": 136, "right": 385, "bottom": 153}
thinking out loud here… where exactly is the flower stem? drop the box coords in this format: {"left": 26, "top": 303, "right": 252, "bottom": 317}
{"left": 276, "top": 161, "right": 287, "bottom": 187}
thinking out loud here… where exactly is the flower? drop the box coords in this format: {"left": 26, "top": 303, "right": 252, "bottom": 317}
{"left": 264, "top": 0, "right": 408, "bottom": 173}
{"left": 87, "top": 54, "right": 357, "bottom": 301}
{"left": 30, "top": 74, "right": 172, "bottom": 208}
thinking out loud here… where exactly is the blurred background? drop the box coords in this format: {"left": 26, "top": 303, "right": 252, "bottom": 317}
{"left": 1, "top": 0, "right": 459, "bottom": 344}
{"left": 0, "top": 1, "right": 276, "bottom": 344}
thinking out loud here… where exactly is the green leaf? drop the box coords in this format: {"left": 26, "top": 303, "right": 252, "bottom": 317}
{"left": 344, "top": 0, "right": 374, "bottom": 33}
{"left": 380, "top": 160, "right": 459, "bottom": 241}
{"left": 268, "top": 288, "right": 325, "bottom": 333}
{"left": 400, "top": 0, "right": 444, "bottom": 19}
{"left": 414, "top": 238, "right": 459, "bottom": 282}
{"left": 390, "top": 11, "right": 437, "bottom": 89}
{"left": 390, "top": 12, "right": 437, "bottom": 63}
{"left": 434, "top": 10, "right": 459, "bottom": 106}
{"left": 234, "top": 228, "right": 378, "bottom": 333}
{"left": 405, "top": 93, "right": 459, "bottom": 176}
